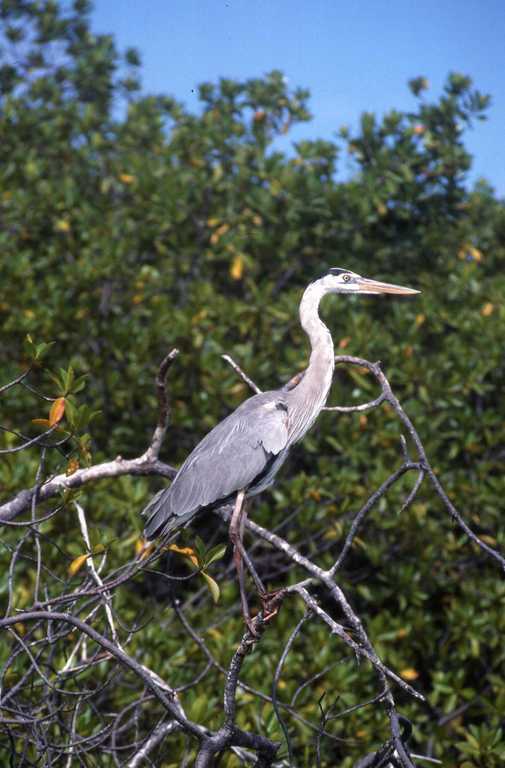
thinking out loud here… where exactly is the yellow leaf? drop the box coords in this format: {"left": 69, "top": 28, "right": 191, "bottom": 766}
{"left": 119, "top": 173, "right": 135, "bottom": 184}
{"left": 14, "top": 622, "right": 26, "bottom": 636}
{"left": 49, "top": 397, "right": 66, "bottom": 426}
{"left": 230, "top": 254, "right": 244, "bottom": 280}
{"left": 404, "top": 345, "right": 414, "bottom": 358}
{"left": 400, "top": 668, "right": 419, "bottom": 681}
{"left": 192, "top": 308, "right": 208, "bottom": 325}
{"left": 480, "top": 534, "right": 497, "bottom": 546}
{"left": 66, "top": 458, "right": 80, "bottom": 476}
{"left": 210, "top": 222, "right": 230, "bottom": 245}
{"left": 458, "top": 243, "right": 483, "bottom": 262}
{"left": 167, "top": 543, "right": 199, "bottom": 567}
{"left": 359, "top": 414, "right": 368, "bottom": 430}
{"left": 32, "top": 418, "right": 51, "bottom": 427}
{"left": 481, "top": 302, "right": 494, "bottom": 317}
{"left": 54, "top": 218, "right": 71, "bottom": 233}
{"left": 132, "top": 294, "right": 144, "bottom": 305}
{"left": 396, "top": 628, "right": 409, "bottom": 639}
{"left": 207, "top": 217, "right": 220, "bottom": 228}
{"left": 135, "top": 538, "right": 146, "bottom": 556}
{"left": 415, "top": 313, "right": 426, "bottom": 326}
{"left": 202, "top": 571, "right": 220, "bottom": 603}
{"left": 138, "top": 540, "right": 155, "bottom": 560}
{"left": 68, "top": 554, "right": 89, "bottom": 577}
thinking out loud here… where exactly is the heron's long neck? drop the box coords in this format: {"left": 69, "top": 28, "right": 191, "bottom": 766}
{"left": 287, "top": 283, "right": 335, "bottom": 442}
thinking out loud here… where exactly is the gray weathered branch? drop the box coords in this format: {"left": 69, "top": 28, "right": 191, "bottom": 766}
{"left": 0, "top": 455, "right": 176, "bottom": 524}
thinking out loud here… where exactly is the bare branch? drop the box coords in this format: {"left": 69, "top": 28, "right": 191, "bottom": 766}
{"left": 0, "top": 455, "right": 176, "bottom": 524}
{"left": 0, "top": 611, "right": 204, "bottom": 739}
{"left": 0, "top": 423, "right": 60, "bottom": 454}
{"left": 330, "top": 461, "right": 421, "bottom": 575}
{"left": 334, "top": 355, "right": 505, "bottom": 571}
{"left": 222, "top": 354, "right": 262, "bottom": 394}
{"left": 142, "top": 348, "right": 179, "bottom": 462}
{"left": 323, "top": 393, "right": 385, "bottom": 413}
{"left": 0, "top": 368, "right": 31, "bottom": 395}
{"left": 194, "top": 605, "right": 283, "bottom": 767}
{"left": 127, "top": 721, "right": 180, "bottom": 768}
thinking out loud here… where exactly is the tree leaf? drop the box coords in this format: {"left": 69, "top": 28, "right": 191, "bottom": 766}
{"left": 137, "top": 540, "right": 155, "bottom": 560}
{"left": 68, "top": 554, "right": 89, "bottom": 577}
{"left": 49, "top": 397, "right": 66, "bottom": 426}
{"left": 205, "top": 544, "right": 227, "bottom": 567}
{"left": 66, "top": 458, "right": 80, "bottom": 476}
{"left": 193, "top": 536, "right": 206, "bottom": 562}
{"left": 230, "top": 254, "right": 244, "bottom": 280}
{"left": 167, "top": 543, "right": 199, "bottom": 568}
{"left": 400, "top": 668, "right": 419, "bottom": 681}
{"left": 201, "top": 571, "right": 220, "bottom": 603}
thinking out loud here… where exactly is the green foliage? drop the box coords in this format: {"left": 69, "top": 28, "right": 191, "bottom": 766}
{"left": 1, "top": 1, "right": 505, "bottom": 765}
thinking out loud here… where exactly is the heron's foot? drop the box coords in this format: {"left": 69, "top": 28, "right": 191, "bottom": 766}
{"left": 259, "top": 588, "right": 286, "bottom": 623}
{"left": 240, "top": 591, "right": 286, "bottom": 642}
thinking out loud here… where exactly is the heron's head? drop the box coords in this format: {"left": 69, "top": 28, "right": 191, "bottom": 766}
{"left": 320, "top": 267, "right": 420, "bottom": 296}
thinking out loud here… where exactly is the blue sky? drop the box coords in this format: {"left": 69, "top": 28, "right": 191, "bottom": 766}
{"left": 93, "top": 0, "right": 505, "bottom": 196}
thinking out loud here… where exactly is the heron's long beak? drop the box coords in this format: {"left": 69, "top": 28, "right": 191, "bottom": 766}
{"left": 357, "top": 278, "right": 420, "bottom": 295}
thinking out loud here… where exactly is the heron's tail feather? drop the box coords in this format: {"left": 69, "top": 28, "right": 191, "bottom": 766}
{"left": 142, "top": 488, "right": 194, "bottom": 540}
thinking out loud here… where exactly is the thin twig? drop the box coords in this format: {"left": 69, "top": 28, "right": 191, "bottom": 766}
{"left": 142, "top": 348, "right": 179, "bottom": 462}
{"left": 222, "top": 354, "right": 262, "bottom": 394}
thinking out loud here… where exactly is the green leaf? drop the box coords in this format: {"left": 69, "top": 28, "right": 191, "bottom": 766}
{"left": 193, "top": 536, "right": 207, "bottom": 563}
{"left": 201, "top": 571, "right": 220, "bottom": 604}
{"left": 204, "top": 544, "right": 227, "bottom": 567}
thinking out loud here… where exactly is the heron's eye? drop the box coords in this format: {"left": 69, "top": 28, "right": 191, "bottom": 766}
{"left": 342, "top": 274, "right": 351, "bottom": 283}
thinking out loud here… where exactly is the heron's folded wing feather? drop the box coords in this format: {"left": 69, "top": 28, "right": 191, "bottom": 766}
{"left": 143, "top": 392, "right": 289, "bottom": 538}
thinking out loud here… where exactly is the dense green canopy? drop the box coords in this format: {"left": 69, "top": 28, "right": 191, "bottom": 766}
{"left": 1, "top": 2, "right": 504, "bottom": 765}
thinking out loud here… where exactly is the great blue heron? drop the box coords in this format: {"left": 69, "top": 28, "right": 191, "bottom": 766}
{"left": 143, "top": 268, "right": 419, "bottom": 624}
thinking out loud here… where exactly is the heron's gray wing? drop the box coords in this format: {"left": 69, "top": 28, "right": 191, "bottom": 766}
{"left": 143, "top": 391, "right": 289, "bottom": 539}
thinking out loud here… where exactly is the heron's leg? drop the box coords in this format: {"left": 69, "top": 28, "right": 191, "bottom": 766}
{"left": 229, "top": 490, "right": 261, "bottom": 633}
{"left": 229, "top": 489, "right": 248, "bottom": 627}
